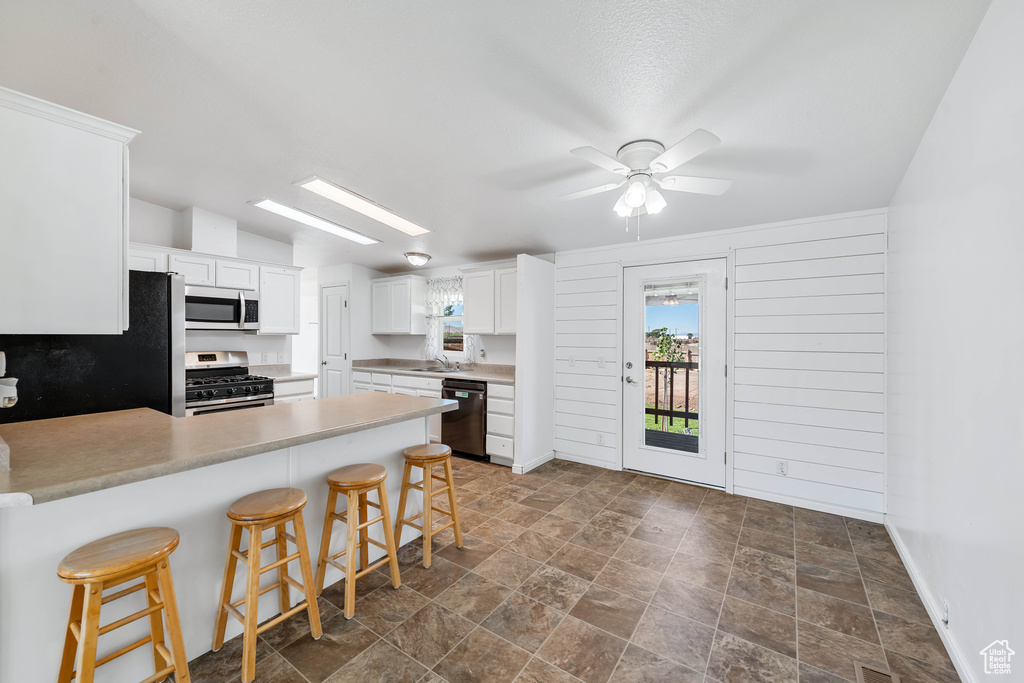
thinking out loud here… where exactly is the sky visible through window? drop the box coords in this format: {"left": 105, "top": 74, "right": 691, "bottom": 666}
{"left": 646, "top": 304, "right": 698, "bottom": 336}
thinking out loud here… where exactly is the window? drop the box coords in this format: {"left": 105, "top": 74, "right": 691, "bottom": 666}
{"left": 437, "top": 303, "right": 464, "bottom": 358}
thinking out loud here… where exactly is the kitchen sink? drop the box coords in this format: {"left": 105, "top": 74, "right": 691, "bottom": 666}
{"left": 407, "top": 367, "right": 462, "bottom": 373}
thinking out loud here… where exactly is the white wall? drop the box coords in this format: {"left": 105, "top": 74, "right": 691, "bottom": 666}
{"left": 292, "top": 267, "right": 321, "bottom": 375}
{"left": 514, "top": 254, "right": 556, "bottom": 472}
{"left": 554, "top": 210, "right": 887, "bottom": 521}
{"left": 886, "top": 0, "right": 1022, "bottom": 678}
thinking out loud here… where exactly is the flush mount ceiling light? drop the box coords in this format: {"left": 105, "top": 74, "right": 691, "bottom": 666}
{"left": 251, "top": 199, "right": 379, "bottom": 245}
{"left": 560, "top": 131, "right": 734, "bottom": 224}
{"left": 297, "top": 176, "right": 430, "bottom": 236}
{"left": 404, "top": 252, "right": 431, "bottom": 267}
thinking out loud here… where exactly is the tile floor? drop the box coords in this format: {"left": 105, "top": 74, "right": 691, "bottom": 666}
{"left": 183, "top": 457, "right": 960, "bottom": 683}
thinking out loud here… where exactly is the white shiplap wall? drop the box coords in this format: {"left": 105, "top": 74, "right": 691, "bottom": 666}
{"left": 553, "top": 210, "right": 887, "bottom": 521}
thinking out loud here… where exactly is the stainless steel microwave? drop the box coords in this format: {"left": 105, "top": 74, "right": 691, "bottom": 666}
{"left": 184, "top": 286, "right": 260, "bottom": 330}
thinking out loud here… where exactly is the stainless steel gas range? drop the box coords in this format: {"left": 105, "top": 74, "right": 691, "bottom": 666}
{"left": 184, "top": 351, "right": 274, "bottom": 416}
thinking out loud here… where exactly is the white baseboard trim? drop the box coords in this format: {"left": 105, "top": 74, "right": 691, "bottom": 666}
{"left": 733, "top": 486, "right": 883, "bottom": 523}
{"left": 884, "top": 519, "right": 976, "bottom": 683}
{"left": 553, "top": 450, "right": 617, "bottom": 470}
{"left": 513, "top": 450, "right": 554, "bottom": 475}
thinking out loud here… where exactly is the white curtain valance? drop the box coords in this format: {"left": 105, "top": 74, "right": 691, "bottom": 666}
{"left": 426, "top": 276, "right": 463, "bottom": 317}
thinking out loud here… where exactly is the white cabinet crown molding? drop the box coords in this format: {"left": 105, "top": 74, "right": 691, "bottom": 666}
{"left": 0, "top": 86, "right": 138, "bottom": 143}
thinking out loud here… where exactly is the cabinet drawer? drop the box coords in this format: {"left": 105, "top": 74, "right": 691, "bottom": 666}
{"left": 353, "top": 382, "right": 372, "bottom": 394}
{"left": 371, "top": 373, "right": 393, "bottom": 386}
{"left": 487, "top": 413, "right": 515, "bottom": 438}
{"left": 352, "top": 371, "right": 371, "bottom": 384}
{"left": 392, "top": 374, "right": 442, "bottom": 391}
{"left": 486, "top": 435, "right": 514, "bottom": 458}
{"left": 489, "top": 383, "right": 515, "bottom": 400}
{"left": 371, "top": 385, "right": 391, "bottom": 393}
{"left": 274, "top": 379, "right": 315, "bottom": 397}
{"left": 487, "top": 397, "right": 515, "bottom": 416}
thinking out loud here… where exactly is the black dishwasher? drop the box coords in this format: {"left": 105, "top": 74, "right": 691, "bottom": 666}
{"left": 441, "top": 378, "right": 487, "bottom": 459}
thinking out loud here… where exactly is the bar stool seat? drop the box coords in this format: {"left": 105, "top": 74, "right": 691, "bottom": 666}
{"left": 213, "top": 488, "right": 321, "bottom": 683}
{"left": 394, "top": 443, "right": 463, "bottom": 569}
{"left": 315, "top": 463, "right": 401, "bottom": 619}
{"left": 56, "top": 527, "right": 190, "bottom": 683}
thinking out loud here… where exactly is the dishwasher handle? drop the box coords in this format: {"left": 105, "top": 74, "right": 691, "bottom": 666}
{"left": 443, "top": 387, "right": 485, "bottom": 395}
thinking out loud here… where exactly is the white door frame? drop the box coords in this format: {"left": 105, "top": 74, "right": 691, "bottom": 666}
{"left": 617, "top": 253, "right": 735, "bottom": 493}
{"left": 319, "top": 282, "right": 351, "bottom": 397}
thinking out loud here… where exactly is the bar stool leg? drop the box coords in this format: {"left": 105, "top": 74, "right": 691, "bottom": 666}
{"left": 314, "top": 487, "right": 339, "bottom": 595}
{"left": 241, "top": 524, "right": 262, "bottom": 683}
{"left": 156, "top": 558, "right": 191, "bottom": 683}
{"left": 75, "top": 583, "right": 103, "bottom": 683}
{"left": 275, "top": 522, "right": 291, "bottom": 613}
{"left": 212, "top": 523, "right": 243, "bottom": 651}
{"left": 358, "top": 491, "right": 369, "bottom": 571}
{"left": 377, "top": 482, "right": 402, "bottom": 588}
{"left": 443, "top": 457, "right": 464, "bottom": 548}
{"left": 57, "top": 584, "right": 85, "bottom": 683}
{"left": 343, "top": 492, "right": 359, "bottom": 619}
{"left": 291, "top": 512, "right": 322, "bottom": 638}
{"left": 145, "top": 571, "right": 167, "bottom": 675}
{"left": 394, "top": 461, "right": 412, "bottom": 546}
{"left": 422, "top": 462, "right": 434, "bottom": 568}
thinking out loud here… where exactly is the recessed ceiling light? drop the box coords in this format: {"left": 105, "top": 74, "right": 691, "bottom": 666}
{"left": 297, "top": 176, "right": 430, "bottom": 236}
{"left": 404, "top": 252, "right": 431, "bottom": 267}
{"left": 251, "top": 199, "right": 379, "bottom": 245}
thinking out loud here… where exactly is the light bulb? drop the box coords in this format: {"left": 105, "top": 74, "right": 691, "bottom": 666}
{"left": 613, "top": 194, "right": 631, "bottom": 217}
{"left": 645, "top": 189, "right": 667, "bottom": 214}
{"left": 624, "top": 180, "right": 647, "bottom": 208}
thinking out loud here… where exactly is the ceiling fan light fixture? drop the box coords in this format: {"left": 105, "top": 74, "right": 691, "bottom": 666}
{"left": 645, "top": 189, "right": 667, "bottom": 214}
{"left": 624, "top": 179, "right": 647, "bottom": 208}
{"left": 404, "top": 252, "right": 431, "bottom": 267}
{"left": 251, "top": 199, "right": 379, "bottom": 245}
{"left": 298, "top": 176, "right": 430, "bottom": 236}
{"left": 613, "top": 193, "right": 631, "bottom": 217}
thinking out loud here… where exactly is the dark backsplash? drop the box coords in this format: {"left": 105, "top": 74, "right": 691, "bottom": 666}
{"left": 0, "top": 271, "right": 173, "bottom": 423}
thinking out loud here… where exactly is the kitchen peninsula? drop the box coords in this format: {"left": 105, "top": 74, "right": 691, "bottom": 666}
{"left": 0, "top": 393, "right": 455, "bottom": 682}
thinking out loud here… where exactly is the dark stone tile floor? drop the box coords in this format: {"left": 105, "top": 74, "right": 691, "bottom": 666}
{"left": 180, "top": 456, "right": 958, "bottom": 682}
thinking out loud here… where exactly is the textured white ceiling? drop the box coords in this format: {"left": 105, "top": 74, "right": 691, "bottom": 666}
{"left": 0, "top": 0, "right": 990, "bottom": 271}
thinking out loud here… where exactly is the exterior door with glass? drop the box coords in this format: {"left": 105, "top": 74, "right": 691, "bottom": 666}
{"left": 622, "top": 259, "right": 727, "bottom": 487}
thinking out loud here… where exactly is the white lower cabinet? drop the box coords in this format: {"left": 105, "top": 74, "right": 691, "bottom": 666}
{"left": 486, "top": 383, "right": 515, "bottom": 463}
{"left": 354, "top": 370, "right": 443, "bottom": 442}
{"left": 274, "top": 376, "right": 315, "bottom": 403}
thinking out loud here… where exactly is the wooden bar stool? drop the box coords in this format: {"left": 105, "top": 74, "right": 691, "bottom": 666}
{"left": 56, "top": 527, "right": 190, "bottom": 683}
{"left": 314, "top": 463, "right": 401, "bottom": 619}
{"left": 212, "top": 488, "right": 321, "bottom": 683}
{"left": 394, "top": 444, "right": 463, "bottom": 569}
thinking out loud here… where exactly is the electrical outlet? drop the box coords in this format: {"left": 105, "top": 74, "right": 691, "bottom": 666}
{"left": 260, "top": 351, "right": 273, "bottom": 364}
{"left": 941, "top": 598, "right": 949, "bottom": 626}
{"left": 597, "top": 356, "right": 606, "bottom": 368}
{"left": 568, "top": 353, "right": 576, "bottom": 367}
{"left": 596, "top": 433, "right": 605, "bottom": 446}
{"left": 776, "top": 460, "right": 788, "bottom": 476}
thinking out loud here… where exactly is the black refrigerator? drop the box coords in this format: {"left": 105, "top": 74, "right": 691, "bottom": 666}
{"left": 0, "top": 271, "right": 185, "bottom": 423}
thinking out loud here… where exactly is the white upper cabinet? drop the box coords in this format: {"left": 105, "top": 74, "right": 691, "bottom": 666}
{"left": 216, "top": 260, "right": 259, "bottom": 290}
{"left": 371, "top": 275, "right": 427, "bottom": 335}
{"left": 463, "top": 266, "right": 517, "bottom": 335}
{"left": 168, "top": 253, "right": 216, "bottom": 286}
{"left": 258, "top": 266, "right": 301, "bottom": 335}
{"left": 0, "top": 86, "right": 138, "bottom": 334}
{"left": 128, "top": 245, "right": 169, "bottom": 273}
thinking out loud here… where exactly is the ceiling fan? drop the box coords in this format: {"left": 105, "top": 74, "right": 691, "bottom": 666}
{"left": 561, "top": 129, "right": 732, "bottom": 217}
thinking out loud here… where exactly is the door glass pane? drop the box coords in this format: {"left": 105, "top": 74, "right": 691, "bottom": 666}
{"left": 643, "top": 281, "right": 699, "bottom": 453}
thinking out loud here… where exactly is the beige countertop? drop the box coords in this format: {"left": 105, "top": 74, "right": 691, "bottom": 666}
{"left": 0, "top": 393, "right": 456, "bottom": 505}
{"left": 353, "top": 360, "right": 515, "bottom": 385}
{"left": 249, "top": 365, "right": 318, "bottom": 382}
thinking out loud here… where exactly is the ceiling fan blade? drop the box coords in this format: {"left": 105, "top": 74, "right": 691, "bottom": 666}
{"left": 649, "top": 129, "right": 721, "bottom": 173}
{"left": 570, "top": 146, "right": 630, "bottom": 175}
{"left": 559, "top": 181, "right": 625, "bottom": 201}
{"left": 657, "top": 175, "right": 733, "bottom": 195}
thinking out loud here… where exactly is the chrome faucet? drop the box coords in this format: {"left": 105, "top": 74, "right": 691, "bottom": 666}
{"left": 434, "top": 355, "right": 450, "bottom": 370}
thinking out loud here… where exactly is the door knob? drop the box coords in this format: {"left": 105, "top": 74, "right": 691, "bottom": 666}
{"left": 625, "top": 376, "right": 637, "bottom": 384}
{"left": 321, "top": 361, "right": 327, "bottom": 365}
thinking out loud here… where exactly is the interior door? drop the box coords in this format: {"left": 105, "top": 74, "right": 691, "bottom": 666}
{"left": 320, "top": 284, "right": 350, "bottom": 397}
{"left": 622, "top": 260, "right": 727, "bottom": 487}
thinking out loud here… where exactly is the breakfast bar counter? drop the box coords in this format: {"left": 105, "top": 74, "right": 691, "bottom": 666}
{"left": 0, "top": 393, "right": 456, "bottom": 682}
{"left": 0, "top": 392, "right": 456, "bottom": 505}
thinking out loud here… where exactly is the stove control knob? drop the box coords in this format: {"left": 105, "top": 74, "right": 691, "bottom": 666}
{"left": 244, "top": 386, "right": 252, "bottom": 393}
{"left": 226, "top": 388, "right": 235, "bottom": 395}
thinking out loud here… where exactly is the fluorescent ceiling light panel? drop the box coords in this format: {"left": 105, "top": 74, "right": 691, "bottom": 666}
{"left": 252, "top": 199, "right": 379, "bottom": 245}
{"left": 298, "top": 176, "right": 430, "bottom": 236}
